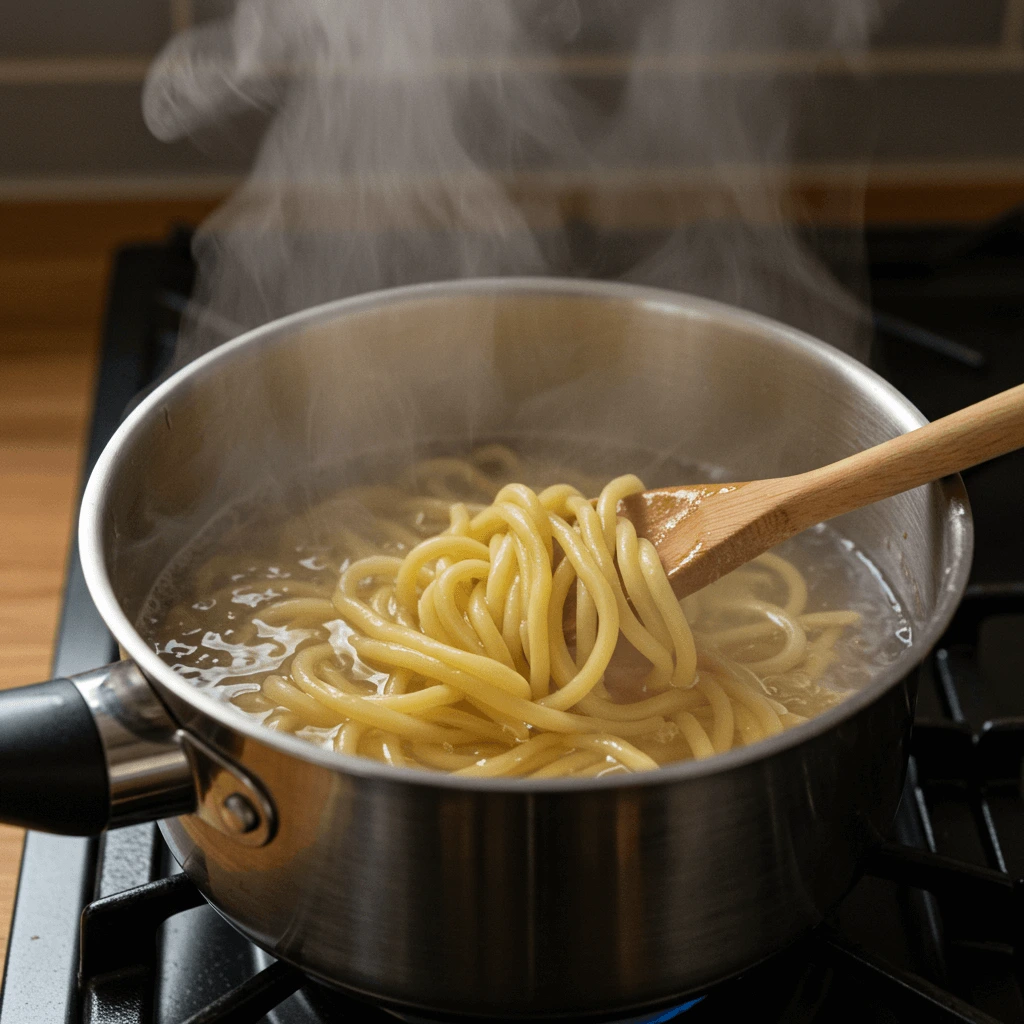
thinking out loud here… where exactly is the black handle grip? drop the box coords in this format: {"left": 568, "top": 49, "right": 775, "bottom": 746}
{"left": 0, "top": 678, "right": 110, "bottom": 834}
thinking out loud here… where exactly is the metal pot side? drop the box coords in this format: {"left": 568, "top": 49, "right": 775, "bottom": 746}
{"left": 80, "top": 279, "right": 972, "bottom": 1017}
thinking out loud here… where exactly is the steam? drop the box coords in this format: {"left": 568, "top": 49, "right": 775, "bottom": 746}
{"left": 143, "top": 0, "right": 881, "bottom": 364}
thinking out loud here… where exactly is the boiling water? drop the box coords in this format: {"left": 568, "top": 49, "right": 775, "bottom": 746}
{"left": 140, "top": 445, "right": 913, "bottom": 753}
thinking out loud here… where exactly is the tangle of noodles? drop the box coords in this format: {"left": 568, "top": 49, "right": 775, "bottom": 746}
{"left": 148, "top": 446, "right": 862, "bottom": 778}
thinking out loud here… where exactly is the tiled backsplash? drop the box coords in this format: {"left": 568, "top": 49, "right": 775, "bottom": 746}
{"left": 0, "top": 0, "right": 1022, "bottom": 198}
{"left": 0, "top": 0, "right": 172, "bottom": 59}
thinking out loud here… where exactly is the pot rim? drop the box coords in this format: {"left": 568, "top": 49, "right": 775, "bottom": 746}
{"left": 79, "top": 276, "right": 974, "bottom": 793}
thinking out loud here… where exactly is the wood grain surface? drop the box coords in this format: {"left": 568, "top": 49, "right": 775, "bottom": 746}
{"left": 0, "top": 200, "right": 220, "bottom": 981}
{"left": 0, "top": 325, "right": 99, "bottom": 970}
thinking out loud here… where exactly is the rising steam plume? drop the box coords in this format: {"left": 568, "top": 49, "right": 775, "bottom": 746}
{"left": 143, "top": 0, "right": 882, "bottom": 364}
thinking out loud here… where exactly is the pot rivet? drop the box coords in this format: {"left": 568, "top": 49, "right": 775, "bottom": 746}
{"left": 220, "top": 792, "right": 259, "bottom": 834}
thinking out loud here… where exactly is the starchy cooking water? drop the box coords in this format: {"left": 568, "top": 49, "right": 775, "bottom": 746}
{"left": 140, "top": 444, "right": 912, "bottom": 770}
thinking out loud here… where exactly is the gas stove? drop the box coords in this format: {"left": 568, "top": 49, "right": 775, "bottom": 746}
{"left": 2, "top": 220, "right": 1024, "bottom": 1023}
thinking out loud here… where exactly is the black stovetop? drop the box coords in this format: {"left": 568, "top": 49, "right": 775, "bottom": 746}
{"left": 3, "top": 219, "right": 1024, "bottom": 1023}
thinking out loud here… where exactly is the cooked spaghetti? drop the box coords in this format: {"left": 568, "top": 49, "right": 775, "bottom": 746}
{"left": 147, "top": 445, "right": 871, "bottom": 777}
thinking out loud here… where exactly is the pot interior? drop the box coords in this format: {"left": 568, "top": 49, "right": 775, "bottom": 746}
{"left": 95, "top": 281, "right": 971, "bottom": 708}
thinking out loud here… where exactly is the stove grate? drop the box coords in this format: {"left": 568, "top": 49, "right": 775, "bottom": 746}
{"left": 71, "top": 831, "right": 1023, "bottom": 1023}
{"left": 179, "top": 962, "right": 303, "bottom": 1024}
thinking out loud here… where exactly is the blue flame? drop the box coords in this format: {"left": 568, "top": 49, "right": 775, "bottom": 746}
{"left": 640, "top": 996, "right": 706, "bottom": 1022}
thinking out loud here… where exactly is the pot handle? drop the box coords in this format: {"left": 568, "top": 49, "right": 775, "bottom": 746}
{"left": 0, "top": 662, "right": 197, "bottom": 835}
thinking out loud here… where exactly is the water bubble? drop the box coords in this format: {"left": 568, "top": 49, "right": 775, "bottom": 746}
{"left": 655, "top": 722, "right": 679, "bottom": 744}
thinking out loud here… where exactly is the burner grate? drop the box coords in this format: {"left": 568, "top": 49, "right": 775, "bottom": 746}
{"left": 81, "top": 873, "right": 205, "bottom": 1022}
{"left": 69, "top": 866, "right": 1016, "bottom": 1024}
{"left": 178, "top": 961, "right": 304, "bottom": 1024}
{"left": 68, "top": 802, "right": 1024, "bottom": 1022}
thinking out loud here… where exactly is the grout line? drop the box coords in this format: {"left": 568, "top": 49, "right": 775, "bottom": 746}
{"left": 368, "top": 46, "right": 1024, "bottom": 78}
{"left": 169, "top": 0, "right": 194, "bottom": 34}
{"left": 3, "top": 161, "right": 1024, "bottom": 202}
{"left": 3, "top": 46, "right": 1024, "bottom": 87}
{"left": 1003, "top": 0, "right": 1024, "bottom": 49}
{"left": 0, "top": 175, "right": 241, "bottom": 200}
{"left": 0, "top": 57, "right": 151, "bottom": 85}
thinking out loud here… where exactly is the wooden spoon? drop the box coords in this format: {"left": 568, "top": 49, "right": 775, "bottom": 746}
{"left": 619, "top": 381, "right": 1024, "bottom": 600}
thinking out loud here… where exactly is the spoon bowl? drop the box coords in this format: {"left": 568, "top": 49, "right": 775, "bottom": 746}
{"left": 623, "top": 382, "right": 1024, "bottom": 599}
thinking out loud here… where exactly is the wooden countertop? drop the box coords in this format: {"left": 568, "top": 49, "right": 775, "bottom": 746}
{"left": 0, "top": 199, "right": 220, "bottom": 973}
{"left": 0, "top": 330, "right": 98, "bottom": 968}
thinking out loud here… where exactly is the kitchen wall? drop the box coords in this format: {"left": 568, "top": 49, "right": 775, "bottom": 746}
{"left": 1, "top": 0, "right": 1023, "bottom": 203}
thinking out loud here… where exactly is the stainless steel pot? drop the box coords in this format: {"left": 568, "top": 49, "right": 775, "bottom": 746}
{"left": 0, "top": 279, "right": 972, "bottom": 1019}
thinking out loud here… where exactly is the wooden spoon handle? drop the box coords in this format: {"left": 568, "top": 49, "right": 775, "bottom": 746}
{"left": 788, "top": 381, "right": 1024, "bottom": 531}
